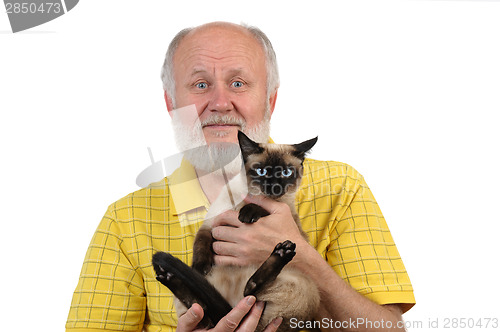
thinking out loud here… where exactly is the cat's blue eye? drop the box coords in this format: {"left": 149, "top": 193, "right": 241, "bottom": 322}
{"left": 255, "top": 168, "right": 267, "bottom": 176}
{"left": 281, "top": 168, "right": 293, "bottom": 177}
{"left": 231, "top": 81, "right": 244, "bottom": 88}
{"left": 195, "top": 82, "right": 208, "bottom": 89}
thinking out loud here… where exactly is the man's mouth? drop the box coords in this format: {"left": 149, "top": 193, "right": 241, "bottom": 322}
{"left": 203, "top": 124, "right": 241, "bottom": 129}
{"left": 200, "top": 115, "right": 245, "bottom": 132}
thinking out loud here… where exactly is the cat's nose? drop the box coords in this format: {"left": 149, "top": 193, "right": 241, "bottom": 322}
{"left": 263, "top": 183, "right": 285, "bottom": 199}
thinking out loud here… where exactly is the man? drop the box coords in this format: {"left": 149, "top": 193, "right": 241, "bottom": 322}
{"left": 66, "top": 22, "right": 415, "bottom": 332}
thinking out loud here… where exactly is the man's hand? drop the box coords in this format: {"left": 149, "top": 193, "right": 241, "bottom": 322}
{"left": 176, "top": 296, "right": 282, "bottom": 332}
{"left": 211, "top": 195, "right": 309, "bottom": 267}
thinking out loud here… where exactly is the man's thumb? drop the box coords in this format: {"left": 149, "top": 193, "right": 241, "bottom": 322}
{"left": 177, "top": 303, "right": 204, "bottom": 331}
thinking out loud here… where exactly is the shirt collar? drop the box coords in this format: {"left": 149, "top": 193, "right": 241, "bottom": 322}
{"left": 168, "top": 158, "right": 210, "bottom": 215}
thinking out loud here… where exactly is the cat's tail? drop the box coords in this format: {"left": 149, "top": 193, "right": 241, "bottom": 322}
{"left": 152, "top": 251, "right": 232, "bottom": 327}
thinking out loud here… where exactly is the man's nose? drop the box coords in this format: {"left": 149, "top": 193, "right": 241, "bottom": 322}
{"left": 207, "top": 85, "right": 233, "bottom": 112}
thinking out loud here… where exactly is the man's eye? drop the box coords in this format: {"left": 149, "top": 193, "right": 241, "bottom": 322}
{"left": 231, "top": 81, "right": 244, "bottom": 88}
{"left": 196, "top": 82, "right": 208, "bottom": 89}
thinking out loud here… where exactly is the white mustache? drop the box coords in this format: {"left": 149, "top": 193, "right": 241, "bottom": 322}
{"left": 201, "top": 115, "right": 246, "bottom": 128}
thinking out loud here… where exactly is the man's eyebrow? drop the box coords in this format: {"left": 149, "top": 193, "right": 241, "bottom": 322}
{"left": 226, "top": 68, "right": 245, "bottom": 77}
{"left": 189, "top": 68, "right": 208, "bottom": 77}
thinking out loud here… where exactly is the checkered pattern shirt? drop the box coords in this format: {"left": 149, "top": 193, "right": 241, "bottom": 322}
{"left": 66, "top": 158, "right": 415, "bottom": 331}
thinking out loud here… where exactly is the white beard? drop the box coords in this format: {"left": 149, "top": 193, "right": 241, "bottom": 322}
{"left": 170, "top": 104, "right": 271, "bottom": 175}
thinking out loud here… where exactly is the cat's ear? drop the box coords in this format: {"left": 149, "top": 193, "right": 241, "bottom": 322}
{"left": 292, "top": 137, "right": 318, "bottom": 160}
{"left": 238, "top": 131, "right": 263, "bottom": 161}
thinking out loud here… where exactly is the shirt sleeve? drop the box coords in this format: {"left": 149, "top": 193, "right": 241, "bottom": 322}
{"left": 66, "top": 205, "right": 147, "bottom": 331}
{"left": 326, "top": 166, "right": 415, "bottom": 313}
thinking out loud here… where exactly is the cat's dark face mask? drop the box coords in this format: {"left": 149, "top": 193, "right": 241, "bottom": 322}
{"left": 248, "top": 163, "right": 299, "bottom": 199}
{"left": 237, "top": 131, "right": 318, "bottom": 199}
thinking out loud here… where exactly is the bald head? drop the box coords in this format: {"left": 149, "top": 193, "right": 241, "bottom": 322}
{"left": 187, "top": 21, "right": 253, "bottom": 38}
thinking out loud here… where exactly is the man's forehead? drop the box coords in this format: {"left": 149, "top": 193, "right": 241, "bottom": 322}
{"left": 174, "top": 32, "right": 265, "bottom": 75}
{"left": 175, "top": 25, "right": 264, "bottom": 60}
{"left": 188, "top": 65, "right": 250, "bottom": 77}
{"left": 189, "top": 67, "right": 246, "bottom": 76}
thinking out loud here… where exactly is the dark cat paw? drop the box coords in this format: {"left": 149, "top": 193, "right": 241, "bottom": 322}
{"left": 243, "top": 240, "right": 297, "bottom": 297}
{"left": 156, "top": 270, "right": 175, "bottom": 283}
{"left": 152, "top": 252, "right": 177, "bottom": 286}
{"left": 272, "top": 240, "right": 296, "bottom": 264}
{"left": 192, "top": 260, "right": 213, "bottom": 276}
{"left": 238, "top": 203, "right": 270, "bottom": 223}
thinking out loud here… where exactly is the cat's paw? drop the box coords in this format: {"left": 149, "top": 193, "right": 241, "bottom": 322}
{"left": 243, "top": 240, "right": 297, "bottom": 297}
{"left": 156, "top": 270, "right": 175, "bottom": 283}
{"left": 192, "top": 260, "right": 213, "bottom": 276}
{"left": 152, "top": 252, "right": 177, "bottom": 285}
{"left": 272, "top": 240, "right": 296, "bottom": 264}
{"left": 238, "top": 203, "right": 270, "bottom": 223}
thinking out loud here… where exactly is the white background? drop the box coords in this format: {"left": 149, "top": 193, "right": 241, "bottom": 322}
{"left": 1, "top": 0, "right": 499, "bottom": 330}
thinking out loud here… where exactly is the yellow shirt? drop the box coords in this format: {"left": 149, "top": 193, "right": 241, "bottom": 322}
{"left": 66, "top": 158, "right": 415, "bottom": 331}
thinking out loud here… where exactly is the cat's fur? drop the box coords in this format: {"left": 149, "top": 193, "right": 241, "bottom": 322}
{"left": 152, "top": 131, "right": 320, "bottom": 331}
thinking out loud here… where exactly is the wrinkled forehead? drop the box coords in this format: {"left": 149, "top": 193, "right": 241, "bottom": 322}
{"left": 173, "top": 25, "right": 266, "bottom": 73}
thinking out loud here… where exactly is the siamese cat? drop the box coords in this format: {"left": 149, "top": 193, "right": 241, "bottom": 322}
{"left": 152, "top": 131, "right": 320, "bottom": 331}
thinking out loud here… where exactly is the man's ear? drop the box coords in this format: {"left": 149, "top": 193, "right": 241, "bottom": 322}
{"left": 268, "top": 89, "right": 278, "bottom": 116}
{"left": 164, "top": 90, "right": 174, "bottom": 115}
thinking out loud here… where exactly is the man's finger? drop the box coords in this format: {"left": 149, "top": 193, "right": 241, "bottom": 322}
{"left": 236, "top": 301, "right": 265, "bottom": 332}
{"left": 213, "top": 254, "right": 242, "bottom": 267}
{"left": 213, "top": 296, "right": 256, "bottom": 332}
{"left": 262, "top": 317, "right": 283, "bottom": 332}
{"left": 212, "top": 224, "right": 240, "bottom": 242}
{"left": 212, "top": 239, "right": 239, "bottom": 256}
{"left": 243, "top": 195, "right": 281, "bottom": 214}
{"left": 177, "top": 303, "right": 204, "bottom": 332}
{"left": 212, "top": 210, "right": 240, "bottom": 227}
